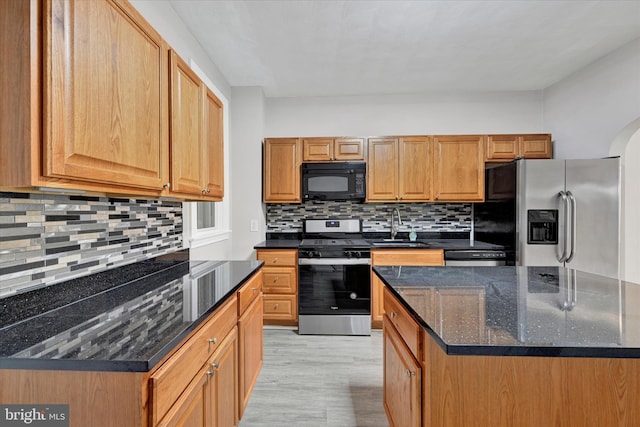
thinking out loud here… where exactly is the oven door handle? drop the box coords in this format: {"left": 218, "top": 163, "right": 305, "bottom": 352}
{"left": 298, "top": 258, "right": 371, "bottom": 266}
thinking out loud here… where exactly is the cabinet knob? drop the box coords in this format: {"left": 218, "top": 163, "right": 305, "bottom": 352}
{"left": 206, "top": 188, "right": 211, "bottom": 194}
{"left": 208, "top": 337, "right": 217, "bottom": 345}
{"left": 391, "top": 311, "right": 397, "bottom": 319}
{"left": 273, "top": 257, "right": 278, "bottom": 263}
{"left": 206, "top": 370, "right": 214, "bottom": 377}
{"left": 274, "top": 303, "right": 279, "bottom": 309}
{"left": 406, "top": 370, "right": 416, "bottom": 377}
{"left": 211, "top": 362, "right": 219, "bottom": 370}
{"left": 273, "top": 276, "right": 279, "bottom": 282}
{"left": 163, "top": 182, "right": 171, "bottom": 189}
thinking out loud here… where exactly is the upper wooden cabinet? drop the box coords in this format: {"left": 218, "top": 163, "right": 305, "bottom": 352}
{"left": 302, "top": 137, "right": 365, "bottom": 161}
{"left": 367, "top": 136, "right": 432, "bottom": 202}
{"left": 264, "top": 138, "right": 302, "bottom": 203}
{"left": 433, "top": 135, "right": 485, "bottom": 202}
{"left": 486, "top": 134, "right": 552, "bottom": 162}
{"left": 169, "top": 51, "right": 224, "bottom": 200}
{"left": 1, "top": 0, "right": 225, "bottom": 200}
{"left": 43, "top": 0, "right": 169, "bottom": 191}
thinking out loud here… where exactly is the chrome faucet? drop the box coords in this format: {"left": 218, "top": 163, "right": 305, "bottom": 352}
{"left": 390, "top": 207, "right": 403, "bottom": 240}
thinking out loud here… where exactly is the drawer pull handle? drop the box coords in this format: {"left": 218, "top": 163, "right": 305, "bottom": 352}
{"left": 273, "top": 257, "right": 279, "bottom": 263}
{"left": 251, "top": 287, "right": 258, "bottom": 292}
{"left": 274, "top": 303, "right": 279, "bottom": 309}
{"left": 208, "top": 338, "right": 217, "bottom": 345}
{"left": 273, "top": 276, "right": 279, "bottom": 282}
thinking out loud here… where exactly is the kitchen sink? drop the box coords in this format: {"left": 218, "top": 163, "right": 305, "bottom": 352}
{"left": 371, "top": 240, "right": 429, "bottom": 247}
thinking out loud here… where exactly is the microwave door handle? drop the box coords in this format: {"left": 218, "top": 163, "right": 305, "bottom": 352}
{"left": 566, "top": 191, "right": 577, "bottom": 263}
{"left": 557, "top": 191, "right": 569, "bottom": 263}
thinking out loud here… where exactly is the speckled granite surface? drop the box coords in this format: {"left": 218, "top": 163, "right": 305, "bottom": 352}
{"left": 375, "top": 266, "right": 640, "bottom": 358}
{"left": 0, "top": 258, "right": 263, "bottom": 371}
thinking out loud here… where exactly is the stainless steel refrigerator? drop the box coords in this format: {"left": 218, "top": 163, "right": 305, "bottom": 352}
{"left": 475, "top": 158, "right": 621, "bottom": 278}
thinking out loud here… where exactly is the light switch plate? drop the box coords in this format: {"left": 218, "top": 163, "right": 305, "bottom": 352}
{"left": 250, "top": 219, "right": 259, "bottom": 232}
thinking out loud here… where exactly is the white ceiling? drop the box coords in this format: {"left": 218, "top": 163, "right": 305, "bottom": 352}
{"left": 169, "top": 0, "right": 640, "bottom": 98}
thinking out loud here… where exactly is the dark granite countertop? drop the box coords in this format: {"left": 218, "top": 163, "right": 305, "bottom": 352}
{"left": 374, "top": 266, "right": 640, "bottom": 358}
{"left": 254, "top": 240, "right": 301, "bottom": 249}
{"left": 254, "top": 233, "right": 502, "bottom": 251}
{"left": 0, "top": 258, "right": 263, "bottom": 372}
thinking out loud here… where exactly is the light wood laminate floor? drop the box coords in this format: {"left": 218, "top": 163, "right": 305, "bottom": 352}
{"left": 240, "top": 328, "right": 389, "bottom": 427}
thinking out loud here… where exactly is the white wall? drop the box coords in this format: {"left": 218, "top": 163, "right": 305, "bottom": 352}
{"left": 265, "top": 91, "right": 545, "bottom": 136}
{"left": 230, "top": 87, "right": 267, "bottom": 260}
{"left": 130, "top": 0, "right": 230, "bottom": 99}
{"left": 543, "top": 38, "right": 640, "bottom": 159}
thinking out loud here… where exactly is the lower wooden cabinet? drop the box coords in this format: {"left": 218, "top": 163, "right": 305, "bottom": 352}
{"left": 209, "top": 328, "right": 239, "bottom": 427}
{"left": 158, "top": 328, "right": 238, "bottom": 427}
{"left": 257, "top": 249, "right": 298, "bottom": 326}
{"left": 238, "top": 274, "right": 263, "bottom": 418}
{"left": 383, "top": 316, "right": 421, "bottom": 427}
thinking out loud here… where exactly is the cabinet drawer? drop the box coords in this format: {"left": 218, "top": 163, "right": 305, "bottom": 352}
{"left": 256, "top": 249, "right": 297, "bottom": 267}
{"left": 263, "top": 294, "right": 297, "bottom": 320}
{"left": 263, "top": 267, "right": 297, "bottom": 294}
{"left": 150, "top": 296, "right": 237, "bottom": 425}
{"left": 384, "top": 287, "right": 421, "bottom": 360}
{"left": 372, "top": 249, "right": 444, "bottom": 266}
{"left": 238, "top": 270, "right": 263, "bottom": 316}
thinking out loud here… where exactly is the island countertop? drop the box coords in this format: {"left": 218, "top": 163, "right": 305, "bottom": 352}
{"left": 0, "top": 258, "right": 263, "bottom": 372}
{"left": 374, "top": 265, "right": 640, "bottom": 358}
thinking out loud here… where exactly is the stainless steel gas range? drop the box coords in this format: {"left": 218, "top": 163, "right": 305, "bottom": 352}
{"left": 297, "top": 219, "right": 371, "bottom": 335}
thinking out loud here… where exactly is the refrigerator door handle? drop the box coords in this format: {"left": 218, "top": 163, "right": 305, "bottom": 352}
{"left": 566, "top": 191, "right": 577, "bottom": 263}
{"left": 557, "top": 191, "right": 569, "bottom": 263}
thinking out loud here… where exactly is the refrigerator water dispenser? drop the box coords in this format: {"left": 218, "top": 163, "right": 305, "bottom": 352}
{"left": 527, "top": 210, "right": 558, "bottom": 244}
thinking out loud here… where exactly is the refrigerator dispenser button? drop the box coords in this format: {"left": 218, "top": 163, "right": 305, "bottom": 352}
{"left": 527, "top": 210, "right": 558, "bottom": 244}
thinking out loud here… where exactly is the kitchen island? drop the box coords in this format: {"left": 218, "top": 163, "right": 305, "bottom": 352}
{"left": 0, "top": 255, "right": 264, "bottom": 426}
{"left": 375, "top": 265, "right": 640, "bottom": 427}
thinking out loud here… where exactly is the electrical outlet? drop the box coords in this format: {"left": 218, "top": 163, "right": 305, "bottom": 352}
{"left": 250, "top": 219, "right": 259, "bottom": 232}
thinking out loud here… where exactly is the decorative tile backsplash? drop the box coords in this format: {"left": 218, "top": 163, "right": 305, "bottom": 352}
{"left": 266, "top": 201, "right": 471, "bottom": 233}
{"left": 0, "top": 192, "right": 183, "bottom": 297}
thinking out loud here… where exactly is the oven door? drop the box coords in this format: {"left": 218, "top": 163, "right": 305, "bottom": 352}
{"left": 298, "top": 259, "right": 371, "bottom": 335}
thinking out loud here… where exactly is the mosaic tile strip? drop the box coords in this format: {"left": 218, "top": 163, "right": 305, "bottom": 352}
{"left": 265, "top": 201, "right": 471, "bottom": 233}
{"left": 11, "top": 276, "right": 184, "bottom": 360}
{"left": 0, "top": 192, "right": 183, "bottom": 297}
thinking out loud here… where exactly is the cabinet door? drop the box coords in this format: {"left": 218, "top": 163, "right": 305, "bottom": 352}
{"left": 238, "top": 295, "right": 264, "bottom": 418}
{"left": 486, "top": 135, "right": 519, "bottom": 161}
{"left": 433, "top": 135, "right": 485, "bottom": 202}
{"left": 210, "top": 327, "right": 239, "bottom": 427}
{"left": 383, "top": 320, "right": 421, "bottom": 427}
{"left": 367, "top": 138, "right": 398, "bottom": 201}
{"left": 263, "top": 138, "right": 302, "bottom": 203}
{"left": 44, "top": 0, "right": 168, "bottom": 190}
{"left": 170, "top": 51, "right": 203, "bottom": 195}
{"left": 203, "top": 87, "right": 224, "bottom": 199}
{"left": 398, "top": 136, "right": 432, "bottom": 201}
{"left": 156, "top": 369, "right": 209, "bottom": 427}
{"left": 302, "top": 138, "right": 333, "bottom": 161}
{"left": 371, "top": 273, "right": 386, "bottom": 327}
{"left": 334, "top": 138, "right": 365, "bottom": 160}
{"left": 520, "top": 134, "right": 552, "bottom": 159}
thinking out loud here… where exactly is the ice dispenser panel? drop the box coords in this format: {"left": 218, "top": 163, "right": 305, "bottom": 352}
{"left": 527, "top": 210, "right": 558, "bottom": 244}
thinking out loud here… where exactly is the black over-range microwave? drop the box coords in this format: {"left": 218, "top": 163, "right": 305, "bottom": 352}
{"left": 301, "top": 162, "right": 366, "bottom": 201}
